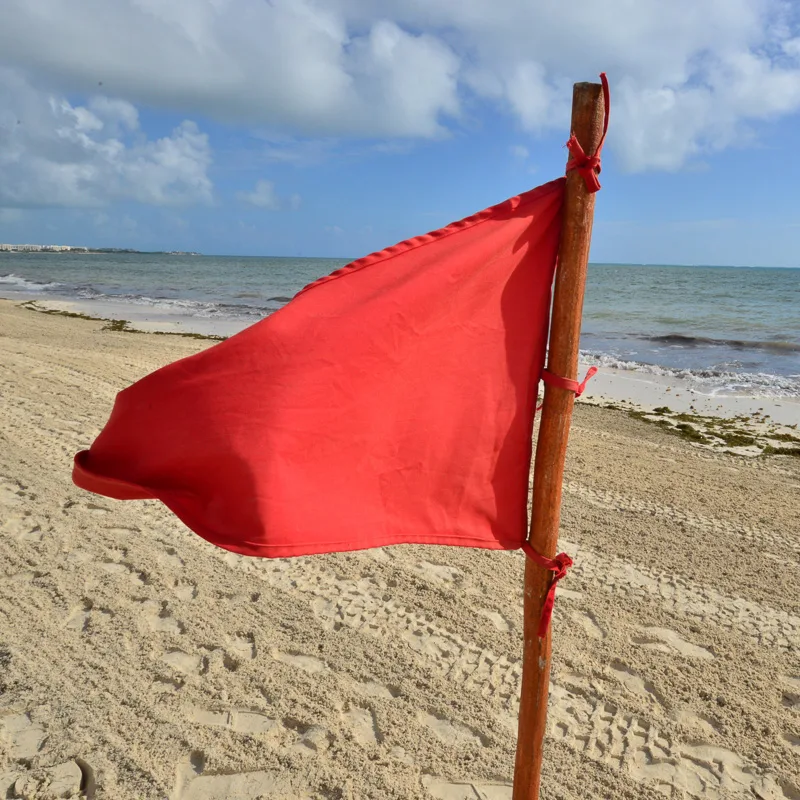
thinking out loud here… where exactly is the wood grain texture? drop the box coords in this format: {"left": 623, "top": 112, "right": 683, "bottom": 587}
{"left": 512, "top": 80, "right": 607, "bottom": 800}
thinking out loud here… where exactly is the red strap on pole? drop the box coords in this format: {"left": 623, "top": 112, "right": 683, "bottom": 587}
{"left": 526, "top": 367, "right": 596, "bottom": 633}
{"left": 520, "top": 543, "right": 573, "bottom": 637}
{"left": 536, "top": 366, "right": 597, "bottom": 411}
{"left": 565, "top": 73, "right": 610, "bottom": 193}
{"left": 542, "top": 365, "right": 597, "bottom": 397}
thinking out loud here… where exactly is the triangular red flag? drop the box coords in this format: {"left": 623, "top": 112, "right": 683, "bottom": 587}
{"left": 73, "top": 178, "right": 564, "bottom": 558}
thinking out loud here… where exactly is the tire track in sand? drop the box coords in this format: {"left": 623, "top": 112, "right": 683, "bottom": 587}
{"left": 217, "top": 551, "right": 795, "bottom": 799}
{"left": 564, "top": 480, "right": 797, "bottom": 557}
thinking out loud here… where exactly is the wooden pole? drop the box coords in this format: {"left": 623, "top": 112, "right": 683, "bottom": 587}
{"left": 512, "top": 80, "right": 607, "bottom": 800}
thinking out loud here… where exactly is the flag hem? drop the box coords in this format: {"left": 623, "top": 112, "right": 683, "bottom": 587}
{"left": 293, "top": 177, "right": 566, "bottom": 303}
{"left": 73, "top": 452, "right": 526, "bottom": 558}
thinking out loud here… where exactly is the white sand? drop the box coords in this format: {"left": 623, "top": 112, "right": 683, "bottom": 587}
{"left": 579, "top": 363, "right": 800, "bottom": 428}
{"left": 1, "top": 299, "right": 798, "bottom": 799}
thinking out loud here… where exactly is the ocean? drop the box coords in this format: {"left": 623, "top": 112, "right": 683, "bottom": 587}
{"left": 1, "top": 253, "right": 798, "bottom": 399}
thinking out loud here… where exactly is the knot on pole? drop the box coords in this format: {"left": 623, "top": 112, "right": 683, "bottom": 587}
{"left": 565, "top": 72, "right": 610, "bottom": 193}
{"left": 542, "top": 366, "right": 598, "bottom": 398}
{"left": 520, "top": 544, "right": 573, "bottom": 637}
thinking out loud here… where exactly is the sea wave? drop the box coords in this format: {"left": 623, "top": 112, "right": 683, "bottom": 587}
{"left": 579, "top": 350, "right": 800, "bottom": 398}
{"left": 0, "top": 273, "right": 62, "bottom": 292}
{"left": 646, "top": 333, "right": 800, "bottom": 353}
{"left": 86, "top": 292, "right": 290, "bottom": 319}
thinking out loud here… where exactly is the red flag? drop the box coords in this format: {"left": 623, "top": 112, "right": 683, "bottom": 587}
{"left": 73, "top": 178, "right": 564, "bottom": 558}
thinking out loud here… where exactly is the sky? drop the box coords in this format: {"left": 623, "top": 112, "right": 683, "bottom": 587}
{"left": 0, "top": 0, "right": 799, "bottom": 267}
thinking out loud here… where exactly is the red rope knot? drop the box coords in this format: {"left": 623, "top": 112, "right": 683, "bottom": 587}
{"left": 550, "top": 551, "right": 573, "bottom": 579}
{"left": 520, "top": 543, "right": 574, "bottom": 637}
{"left": 565, "top": 72, "right": 610, "bottom": 193}
{"left": 540, "top": 366, "right": 597, "bottom": 404}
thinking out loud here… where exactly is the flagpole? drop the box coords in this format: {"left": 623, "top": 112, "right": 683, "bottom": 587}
{"left": 512, "top": 79, "right": 607, "bottom": 800}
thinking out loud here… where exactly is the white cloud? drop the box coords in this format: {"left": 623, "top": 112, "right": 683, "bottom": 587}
{"left": 237, "top": 180, "right": 280, "bottom": 210}
{"left": 0, "top": 0, "right": 798, "bottom": 171}
{"left": 0, "top": 0, "right": 460, "bottom": 139}
{"left": 0, "top": 69, "right": 212, "bottom": 208}
{"left": 236, "top": 180, "right": 301, "bottom": 211}
{"left": 510, "top": 144, "right": 529, "bottom": 159}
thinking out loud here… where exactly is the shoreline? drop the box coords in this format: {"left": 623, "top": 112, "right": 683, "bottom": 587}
{"left": 10, "top": 297, "right": 800, "bottom": 444}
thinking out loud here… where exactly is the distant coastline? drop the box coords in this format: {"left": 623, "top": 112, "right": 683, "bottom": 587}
{"left": 0, "top": 245, "right": 201, "bottom": 256}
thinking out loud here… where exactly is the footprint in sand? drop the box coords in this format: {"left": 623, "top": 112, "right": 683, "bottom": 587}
{"left": 413, "top": 560, "right": 464, "bottom": 583}
{"left": 6, "top": 761, "right": 86, "bottom": 800}
{"left": 226, "top": 632, "right": 256, "bottom": 661}
{"left": 781, "top": 675, "right": 800, "bottom": 709}
{"left": 571, "top": 609, "right": 606, "bottom": 640}
{"left": 282, "top": 718, "right": 334, "bottom": 753}
{"left": 354, "top": 679, "right": 401, "bottom": 700}
{"left": 162, "top": 546, "right": 185, "bottom": 569}
{"left": 0, "top": 477, "right": 27, "bottom": 506}
{"left": 418, "top": 711, "right": 489, "bottom": 748}
{"left": 66, "top": 549, "right": 93, "bottom": 566}
{"left": 341, "top": 702, "right": 382, "bottom": 747}
{"left": 174, "top": 751, "right": 312, "bottom": 800}
{"left": 188, "top": 707, "right": 278, "bottom": 735}
{"left": 1, "top": 760, "right": 84, "bottom": 800}
{"left": 422, "top": 776, "right": 512, "bottom": 799}
{"left": 100, "top": 559, "right": 130, "bottom": 577}
{"left": 99, "top": 556, "right": 131, "bottom": 575}
{"left": 674, "top": 709, "right": 723, "bottom": 737}
{"left": 98, "top": 554, "right": 148, "bottom": 586}
{"left": 139, "top": 600, "right": 185, "bottom": 635}
{"left": 0, "top": 712, "right": 47, "bottom": 759}
{"left": 1, "top": 512, "right": 44, "bottom": 542}
{"left": 162, "top": 649, "right": 203, "bottom": 675}
{"left": 152, "top": 675, "right": 185, "bottom": 694}
{"left": 477, "top": 609, "right": 512, "bottom": 633}
{"left": 631, "top": 626, "right": 714, "bottom": 660}
{"left": 609, "top": 660, "right": 663, "bottom": 705}
{"left": 174, "top": 580, "right": 198, "bottom": 601}
{"left": 271, "top": 649, "right": 326, "bottom": 674}
{"left": 65, "top": 599, "right": 114, "bottom": 632}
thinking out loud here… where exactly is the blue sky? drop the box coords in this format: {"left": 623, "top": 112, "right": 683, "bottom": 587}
{"left": 1, "top": 0, "right": 799, "bottom": 267}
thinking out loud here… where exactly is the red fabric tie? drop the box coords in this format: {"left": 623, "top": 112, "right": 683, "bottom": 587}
{"left": 521, "top": 544, "right": 573, "bottom": 637}
{"left": 565, "top": 72, "right": 610, "bottom": 193}
{"left": 536, "top": 366, "right": 597, "bottom": 411}
{"left": 542, "top": 365, "right": 598, "bottom": 397}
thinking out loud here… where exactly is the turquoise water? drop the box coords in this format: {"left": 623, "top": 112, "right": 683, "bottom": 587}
{"left": 1, "top": 253, "right": 798, "bottom": 397}
{"left": 580, "top": 264, "right": 799, "bottom": 396}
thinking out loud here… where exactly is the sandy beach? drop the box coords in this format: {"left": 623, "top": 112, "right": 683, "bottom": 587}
{"left": 1, "top": 298, "right": 798, "bottom": 800}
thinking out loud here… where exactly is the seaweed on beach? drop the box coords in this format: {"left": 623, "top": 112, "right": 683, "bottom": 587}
{"left": 714, "top": 431, "right": 757, "bottom": 448}
{"left": 21, "top": 301, "right": 226, "bottom": 341}
{"left": 103, "top": 319, "right": 130, "bottom": 332}
{"left": 768, "top": 431, "right": 800, "bottom": 444}
{"left": 611, "top": 403, "right": 796, "bottom": 456}
{"left": 761, "top": 445, "right": 800, "bottom": 457}
{"left": 21, "top": 302, "right": 100, "bottom": 323}
{"left": 673, "top": 422, "right": 710, "bottom": 443}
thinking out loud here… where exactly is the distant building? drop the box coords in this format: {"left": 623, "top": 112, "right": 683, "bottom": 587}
{"left": 0, "top": 243, "right": 75, "bottom": 252}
